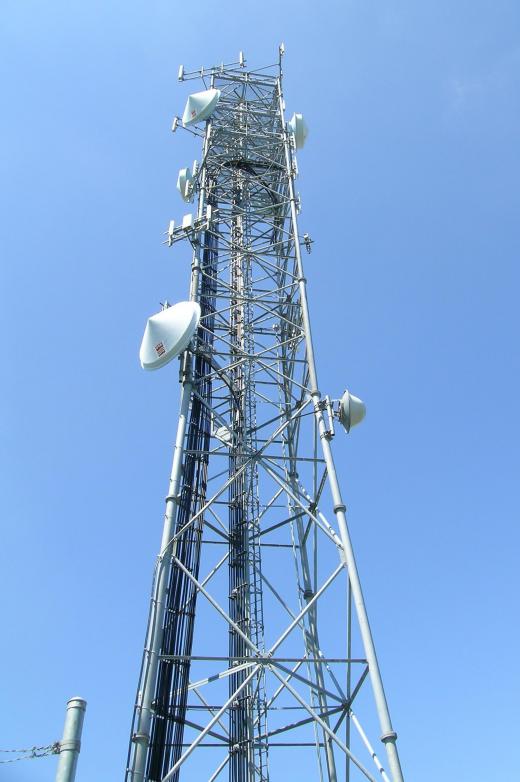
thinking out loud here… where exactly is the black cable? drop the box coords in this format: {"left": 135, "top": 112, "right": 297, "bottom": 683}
{"left": 146, "top": 214, "right": 218, "bottom": 782}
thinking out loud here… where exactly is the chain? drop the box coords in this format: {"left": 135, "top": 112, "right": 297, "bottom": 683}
{"left": 0, "top": 742, "right": 60, "bottom": 764}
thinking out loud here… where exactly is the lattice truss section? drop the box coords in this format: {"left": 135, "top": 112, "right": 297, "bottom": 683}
{"left": 126, "top": 54, "right": 404, "bottom": 782}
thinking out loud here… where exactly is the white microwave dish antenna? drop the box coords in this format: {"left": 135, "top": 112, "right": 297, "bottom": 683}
{"left": 288, "top": 112, "right": 308, "bottom": 149}
{"left": 338, "top": 389, "right": 366, "bottom": 432}
{"left": 177, "top": 167, "right": 193, "bottom": 202}
{"left": 139, "top": 300, "right": 200, "bottom": 370}
{"left": 182, "top": 88, "right": 221, "bottom": 127}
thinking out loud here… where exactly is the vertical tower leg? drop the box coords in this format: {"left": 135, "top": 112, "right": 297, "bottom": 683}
{"left": 277, "top": 81, "right": 404, "bottom": 782}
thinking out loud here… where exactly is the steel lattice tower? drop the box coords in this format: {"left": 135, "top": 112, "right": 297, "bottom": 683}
{"left": 127, "top": 49, "right": 405, "bottom": 782}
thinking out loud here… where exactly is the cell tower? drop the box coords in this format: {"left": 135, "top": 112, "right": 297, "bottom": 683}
{"left": 127, "top": 48, "right": 404, "bottom": 782}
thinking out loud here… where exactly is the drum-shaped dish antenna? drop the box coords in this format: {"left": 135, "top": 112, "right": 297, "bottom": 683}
{"left": 139, "top": 301, "right": 201, "bottom": 370}
{"left": 177, "top": 167, "right": 193, "bottom": 202}
{"left": 288, "top": 113, "right": 309, "bottom": 149}
{"left": 182, "top": 88, "right": 221, "bottom": 127}
{"left": 338, "top": 389, "right": 366, "bottom": 433}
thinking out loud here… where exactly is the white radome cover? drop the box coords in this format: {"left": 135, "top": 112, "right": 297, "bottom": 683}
{"left": 339, "top": 389, "right": 366, "bottom": 432}
{"left": 182, "top": 88, "right": 221, "bottom": 127}
{"left": 139, "top": 301, "right": 201, "bottom": 370}
{"left": 288, "top": 113, "right": 309, "bottom": 150}
{"left": 177, "top": 166, "right": 193, "bottom": 202}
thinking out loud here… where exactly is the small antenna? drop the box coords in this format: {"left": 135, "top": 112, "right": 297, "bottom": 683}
{"left": 279, "top": 42, "right": 285, "bottom": 75}
{"left": 239, "top": 51, "right": 245, "bottom": 67}
{"left": 166, "top": 220, "right": 175, "bottom": 247}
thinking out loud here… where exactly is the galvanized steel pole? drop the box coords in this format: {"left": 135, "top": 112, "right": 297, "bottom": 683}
{"left": 55, "top": 697, "right": 87, "bottom": 782}
{"left": 277, "top": 78, "right": 405, "bottom": 782}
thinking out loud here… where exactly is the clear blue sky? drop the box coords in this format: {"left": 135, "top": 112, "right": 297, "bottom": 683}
{"left": 1, "top": 1, "right": 519, "bottom": 780}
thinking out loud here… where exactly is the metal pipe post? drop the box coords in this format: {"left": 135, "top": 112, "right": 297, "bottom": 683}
{"left": 55, "top": 697, "right": 87, "bottom": 782}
